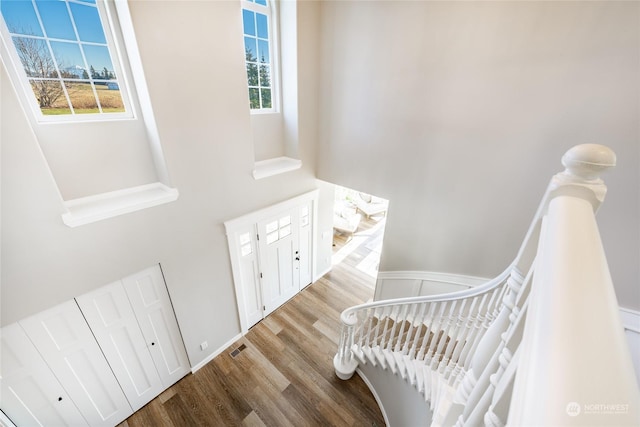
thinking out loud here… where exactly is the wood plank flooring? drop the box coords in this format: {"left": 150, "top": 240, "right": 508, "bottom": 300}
{"left": 119, "top": 216, "right": 386, "bottom": 427}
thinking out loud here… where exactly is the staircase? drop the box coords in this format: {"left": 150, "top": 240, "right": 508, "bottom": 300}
{"left": 334, "top": 144, "right": 640, "bottom": 426}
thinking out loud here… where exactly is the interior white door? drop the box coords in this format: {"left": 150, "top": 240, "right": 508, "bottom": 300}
{"left": 258, "top": 209, "right": 299, "bottom": 316}
{"left": 76, "top": 281, "right": 164, "bottom": 412}
{"left": 18, "top": 300, "right": 132, "bottom": 427}
{"left": 122, "top": 265, "right": 190, "bottom": 388}
{"left": 0, "top": 323, "right": 88, "bottom": 427}
{"left": 234, "top": 227, "right": 263, "bottom": 328}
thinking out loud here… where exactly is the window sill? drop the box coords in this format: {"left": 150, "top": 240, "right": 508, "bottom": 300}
{"left": 62, "top": 182, "right": 178, "bottom": 227}
{"left": 252, "top": 156, "right": 302, "bottom": 180}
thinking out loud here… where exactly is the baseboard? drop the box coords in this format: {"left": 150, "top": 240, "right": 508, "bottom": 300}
{"left": 191, "top": 332, "right": 243, "bottom": 373}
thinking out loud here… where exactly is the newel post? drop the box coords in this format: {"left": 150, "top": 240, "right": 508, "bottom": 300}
{"left": 509, "top": 144, "right": 640, "bottom": 425}
{"left": 334, "top": 311, "right": 359, "bottom": 380}
{"left": 549, "top": 143, "right": 617, "bottom": 210}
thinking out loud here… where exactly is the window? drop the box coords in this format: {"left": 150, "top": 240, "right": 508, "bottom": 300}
{"left": 241, "top": 0, "right": 276, "bottom": 111}
{"left": 265, "top": 214, "right": 291, "bottom": 244}
{"left": 0, "top": 0, "right": 177, "bottom": 226}
{"left": 0, "top": 0, "right": 130, "bottom": 120}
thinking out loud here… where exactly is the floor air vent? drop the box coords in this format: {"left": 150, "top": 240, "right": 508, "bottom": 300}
{"left": 230, "top": 343, "right": 247, "bottom": 358}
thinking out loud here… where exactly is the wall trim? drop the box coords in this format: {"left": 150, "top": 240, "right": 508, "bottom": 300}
{"left": 375, "top": 270, "right": 490, "bottom": 300}
{"left": 620, "top": 307, "right": 640, "bottom": 334}
{"left": 376, "top": 270, "right": 489, "bottom": 286}
{"left": 191, "top": 333, "right": 242, "bottom": 374}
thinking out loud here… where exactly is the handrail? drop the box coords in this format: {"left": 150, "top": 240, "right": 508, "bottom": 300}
{"left": 509, "top": 145, "right": 640, "bottom": 425}
{"left": 334, "top": 144, "right": 639, "bottom": 426}
{"left": 339, "top": 264, "right": 514, "bottom": 324}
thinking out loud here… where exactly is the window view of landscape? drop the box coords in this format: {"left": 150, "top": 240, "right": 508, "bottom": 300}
{"left": 242, "top": 0, "right": 272, "bottom": 110}
{"left": 0, "top": 0, "right": 125, "bottom": 115}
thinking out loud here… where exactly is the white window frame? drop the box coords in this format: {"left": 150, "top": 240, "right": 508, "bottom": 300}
{"left": 0, "top": 0, "right": 177, "bottom": 227}
{"left": 0, "top": 0, "right": 136, "bottom": 123}
{"left": 241, "top": 0, "right": 280, "bottom": 114}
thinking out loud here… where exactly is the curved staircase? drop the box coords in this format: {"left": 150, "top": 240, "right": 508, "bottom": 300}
{"left": 334, "top": 145, "right": 639, "bottom": 426}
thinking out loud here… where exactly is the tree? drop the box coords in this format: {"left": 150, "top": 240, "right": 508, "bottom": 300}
{"left": 245, "top": 47, "right": 259, "bottom": 108}
{"left": 259, "top": 61, "right": 271, "bottom": 108}
{"left": 13, "top": 37, "right": 65, "bottom": 108}
{"left": 82, "top": 69, "right": 89, "bottom": 80}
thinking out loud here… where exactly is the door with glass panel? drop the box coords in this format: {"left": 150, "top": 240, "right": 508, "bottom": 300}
{"left": 258, "top": 208, "right": 300, "bottom": 316}
{"left": 225, "top": 191, "right": 317, "bottom": 331}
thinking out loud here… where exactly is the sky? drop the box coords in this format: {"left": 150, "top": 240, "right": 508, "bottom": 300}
{"left": 1, "top": 0, "right": 116, "bottom": 77}
{"left": 242, "top": 6, "right": 270, "bottom": 64}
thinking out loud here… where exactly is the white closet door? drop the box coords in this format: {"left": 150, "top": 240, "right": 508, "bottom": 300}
{"left": 19, "top": 301, "right": 132, "bottom": 427}
{"left": 122, "top": 266, "right": 190, "bottom": 387}
{"left": 76, "top": 281, "right": 164, "bottom": 412}
{"left": 0, "top": 323, "right": 88, "bottom": 427}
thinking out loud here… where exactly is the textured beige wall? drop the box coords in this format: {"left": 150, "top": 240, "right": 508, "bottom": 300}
{"left": 1, "top": 0, "right": 323, "bottom": 368}
{"left": 316, "top": 1, "right": 639, "bottom": 310}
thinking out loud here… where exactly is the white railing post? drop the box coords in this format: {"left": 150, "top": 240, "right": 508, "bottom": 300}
{"left": 334, "top": 311, "right": 359, "bottom": 380}
{"left": 509, "top": 144, "right": 640, "bottom": 425}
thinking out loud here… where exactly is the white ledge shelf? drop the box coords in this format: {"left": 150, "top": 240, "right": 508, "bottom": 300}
{"left": 252, "top": 156, "right": 302, "bottom": 180}
{"left": 62, "top": 182, "right": 179, "bottom": 227}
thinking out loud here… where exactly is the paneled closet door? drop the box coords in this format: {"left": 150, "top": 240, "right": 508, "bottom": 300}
{"left": 76, "top": 281, "right": 164, "bottom": 412}
{"left": 0, "top": 323, "right": 88, "bottom": 427}
{"left": 122, "top": 265, "right": 190, "bottom": 388}
{"left": 19, "top": 300, "right": 133, "bottom": 427}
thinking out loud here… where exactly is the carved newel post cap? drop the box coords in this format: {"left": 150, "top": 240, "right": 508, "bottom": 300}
{"left": 561, "top": 144, "right": 616, "bottom": 180}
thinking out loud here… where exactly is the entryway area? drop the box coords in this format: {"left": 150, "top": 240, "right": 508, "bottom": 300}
{"left": 332, "top": 185, "right": 388, "bottom": 285}
{"left": 225, "top": 191, "right": 317, "bottom": 333}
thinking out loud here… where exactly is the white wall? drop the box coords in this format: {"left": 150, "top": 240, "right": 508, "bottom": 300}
{"left": 0, "top": 0, "right": 322, "bottom": 369}
{"left": 316, "top": 1, "right": 640, "bottom": 310}
{"left": 358, "top": 363, "right": 433, "bottom": 427}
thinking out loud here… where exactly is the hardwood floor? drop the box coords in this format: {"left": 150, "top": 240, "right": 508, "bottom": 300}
{"left": 120, "top": 217, "right": 386, "bottom": 427}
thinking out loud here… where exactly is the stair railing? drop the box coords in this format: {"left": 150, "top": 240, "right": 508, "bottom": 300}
{"left": 508, "top": 145, "right": 640, "bottom": 425}
{"left": 334, "top": 144, "right": 640, "bottom": 425}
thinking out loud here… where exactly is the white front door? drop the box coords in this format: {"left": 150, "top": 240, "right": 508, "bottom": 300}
{"left": 0, "top": 323, "right": 89, "bottom": 427}
{"left": 122, "top": 266, "right": 190, "bottom": 388}
{"left": 76, "top": 281, "right": 164, "bottom": 412}
{"left": 258, "top": 209, "right": 299, "bottom": 316}
{"left": 18, "top": 301, "right": 133, "bottom": 427}
{"left": 225, "top": 190, "right": 318, "bottom": 332}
